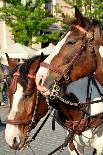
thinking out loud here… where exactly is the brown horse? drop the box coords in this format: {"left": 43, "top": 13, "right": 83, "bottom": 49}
{"left": 4, "top": 53, "right": 81, "bottom": 152}
{"left": 35, "top": 6, "right": 103, "bottom": 96}
{"left": 5, "top": 53, "right": 49, "bottom": 150}
{"left": 5, "top": 53, "right": 103, "bottom": 155}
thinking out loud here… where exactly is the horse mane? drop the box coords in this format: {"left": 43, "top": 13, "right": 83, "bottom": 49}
{"left": 10, "top": 54, "right": 48, "bottom": 76}
{"left": 8, "top": 54, "right": 48, "bottom": 87}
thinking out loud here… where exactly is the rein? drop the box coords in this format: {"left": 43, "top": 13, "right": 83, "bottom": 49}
{"left": 48, "top": 76, "right": 103, "bottom": 155}
{"left": 6, "top": 69, "right": 53, "bottom": 152}
{"left": 25, "top": 106, "right": 53, "bottom": 146}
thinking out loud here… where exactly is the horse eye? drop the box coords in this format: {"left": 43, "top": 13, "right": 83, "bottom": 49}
{"left": 67, "top": 41, "right": 76, "bottom": 45}
{"left": 23, "top": 92, "right": 32, "bottom": 98}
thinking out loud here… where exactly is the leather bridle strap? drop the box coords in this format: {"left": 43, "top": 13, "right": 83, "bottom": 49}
{"left": 40, "top": 25, "right": 93, "bottom": 81}
{"left": 6, "top": 119, "right": 31, "bottom": 125}
{"left": 6, "top": 70, "right": 36, "bottom": 126}
{"left": 40, "top": 40, "right": 86, "bottom": 82}
{"left": 40, "top": 62, "right": 64, "bottom": 76}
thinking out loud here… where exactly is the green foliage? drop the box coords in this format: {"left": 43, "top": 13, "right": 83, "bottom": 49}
{"left": 4, "top": 0, "right": 21, "bottom": 5}
{"left": 0, "top": 0, "right": 62, "bottom": 46}
{"left": 36, "top": 30, "right": 62, "bottom": 43}
{"left": 64, "top": 0, "right": 103, "bottom": 24}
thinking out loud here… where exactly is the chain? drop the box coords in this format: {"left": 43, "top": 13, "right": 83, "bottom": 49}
{"left": 56, "top": 95, "right": 103, "bottom": 107}
{"left": 50, "top": 81, "right": 60, "bottom": 100}
{"left": 54, "top": 148, "right": 64, "bottom": 155}
{"left": 57, "top": 95, "right": 79, "bottom": 106}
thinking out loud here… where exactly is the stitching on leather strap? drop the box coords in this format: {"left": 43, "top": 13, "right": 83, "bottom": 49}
{"left": 40, "top": 62, "right": 64, "bottom": 76}
{"left": 74, "top": 25, "right": 87, "bottom": 34}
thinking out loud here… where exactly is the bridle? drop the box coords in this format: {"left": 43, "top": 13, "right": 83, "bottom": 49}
{"left": 5, "top": 68, "right": 53, "bottom": 154}
{"left": 40, "top": 25, "right": 95, "bottom": 83}
{"left": 40, "top": 25, "right": 97, "bottom": 98}
{"left": 6, "top": 70, "right": 40, "bottom": 131}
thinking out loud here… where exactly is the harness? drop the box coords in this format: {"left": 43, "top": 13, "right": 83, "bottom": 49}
{"left": 40, "top": 25, "right": 97, "bottom": 87}
{"left": 5, "top": 25, "right": 103, "bottom": 154}
{"left": 37, "top": 25, "right": 103, "bottom": 154}
{"left": 6, "top": 70, "right": 37, "bottom": 127}
{"left": 37, "top": 25, "right": 102, "bottom": 154}
{"left": 6, "top": 69, "right": 54, "bottom": 150}
{"left": 6, "top": 70, "right": 103, "bottom": 155}
{"left": 48, "top": 75, "right": 103, "bottom": 155}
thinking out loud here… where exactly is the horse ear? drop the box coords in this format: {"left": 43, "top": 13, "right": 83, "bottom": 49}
{"left": 74, "top": 6, "right": 85, "bottom": 28}
{"left": 62, "top": 13, "right": 72, "bottom": 25}
{"left": 5, "top": 53, "right": 18, "bottom": 68}
{"left": 40, "top": 52, "right": 45, "bottom": 61}
{"left": 5, "top": 53, "right": 9, "bottom": 62}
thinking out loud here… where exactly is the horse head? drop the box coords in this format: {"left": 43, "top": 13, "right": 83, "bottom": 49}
{"left": 5, "top": 53, "right": 48, "bottom": 150}
{"left": 36, "top": 6, "right": 103, "bottom": 96}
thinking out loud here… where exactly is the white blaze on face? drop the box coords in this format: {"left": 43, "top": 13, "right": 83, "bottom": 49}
{"left": 36, "top": 31, "right": 71, "bottom": 88}
{"left": 5, "top": 84, "right": 23, "bottom": 147}
{"left": 99, "top": 46, "right": 103, "bottom": 57}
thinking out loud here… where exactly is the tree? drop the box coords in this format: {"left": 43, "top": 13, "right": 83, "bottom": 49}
{"left": 64, "top": 0, "right": 103, "bottom": 24}
{"left": 0, "top": 0, "right": 62, "bottom": 46}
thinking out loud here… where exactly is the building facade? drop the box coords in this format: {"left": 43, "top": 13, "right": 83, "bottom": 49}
{"left": 0, "top": 0, "right": 73, "bottom": 50}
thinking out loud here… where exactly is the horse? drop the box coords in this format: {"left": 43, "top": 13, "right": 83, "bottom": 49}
{"left": 0, "top": 53, "right": 20, "bottom": 105}
{"left": 4, "top": 53, "right": 50, "bottom": 150}
{"left": 4, "top": 53, "right": 103, "bottom": 155}
{"left": 4, "top": 53, "right": 75, "bottom": 153}
{"left": 0, "top": 62, "right": 10, "bottom": 105}
{"left": 35, "top": 6, "right": 103, "bottom": 96}
{"left": 34, "top": 7, "right": 103, "bottom": 155}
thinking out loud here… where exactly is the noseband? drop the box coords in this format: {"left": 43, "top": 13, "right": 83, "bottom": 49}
{"left": 6, "top": 70, "right": 40, "bottom": 131}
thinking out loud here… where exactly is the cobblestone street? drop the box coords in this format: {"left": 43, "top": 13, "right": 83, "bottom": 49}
{"left": 0, "top": 106, "right": 93, "bottom": 155}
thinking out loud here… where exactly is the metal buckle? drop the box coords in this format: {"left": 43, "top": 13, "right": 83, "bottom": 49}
{"left": 87, "top": 31, "right": 93, "bottom": 40}
{"left": 50, "top": 81, "right": 60, "bottom": 99}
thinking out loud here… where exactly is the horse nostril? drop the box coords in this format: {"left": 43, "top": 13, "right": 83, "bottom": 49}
{"left": 39, "top": 78, "right": 43, "bottom": 86}
{"left": 12, "top": 137, "right": 19, "bottom": 150}
{"left": 13, "top": 137, "right": 17, "bottom": 144}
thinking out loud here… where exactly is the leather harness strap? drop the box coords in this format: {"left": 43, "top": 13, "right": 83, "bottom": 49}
{"left": 65, "top": 114, "right": 103, "bottom": 134}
